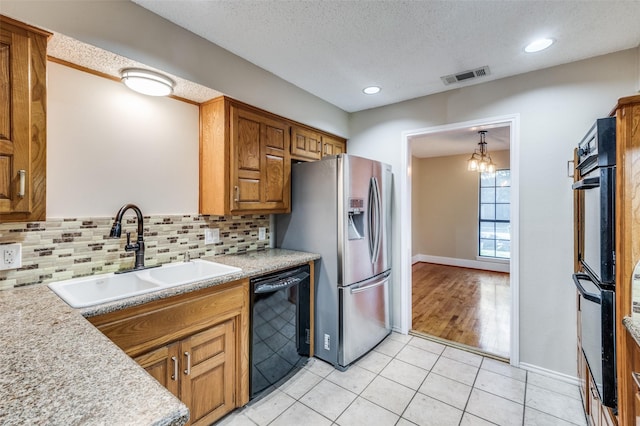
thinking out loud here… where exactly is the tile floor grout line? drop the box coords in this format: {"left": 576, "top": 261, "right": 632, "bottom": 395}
{"left": 239, "top": 332, "right": 586, "bottom": 426}
{"left": 457, "top": 354, "right": 483, "bottom": 426}
{"left": 391, "top": 339, "right": 430, "bottom": 425}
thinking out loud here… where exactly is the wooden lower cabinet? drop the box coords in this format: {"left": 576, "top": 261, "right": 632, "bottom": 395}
{"left": 579, "top": 351, "right": 617, "bottom": 426}
{"left": 90, "top": 279, "right": 249, "bottom": 425}
{"left": 181, "top": 320, "right": 236, "bottom": 425}
{"left": 135, "top": 342, "right": 181, "bottom": 398}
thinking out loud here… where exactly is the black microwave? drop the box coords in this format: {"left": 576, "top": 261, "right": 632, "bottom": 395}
{"left": 572, "top": 117, "right": 616, "bottom": 285}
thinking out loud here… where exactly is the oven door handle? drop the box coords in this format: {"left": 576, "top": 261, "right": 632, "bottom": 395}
{"left": 572, "top": 273, "right": 602, "bottom": 304}
{"left": 571, "top": 176, "right": 600, "bottom": 190}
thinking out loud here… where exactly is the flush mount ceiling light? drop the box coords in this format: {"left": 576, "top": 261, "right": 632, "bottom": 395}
{"left": 363, "top": 86, "right": 381, "bottom": 95}
{"left": 120, "top": 68, "right": 175, "bottom": 96}
{"left": 524, "top": 38, "right": 555, "bottom": 53}
{"left": 467, "top": 130, "right": 496, "bottom": 173}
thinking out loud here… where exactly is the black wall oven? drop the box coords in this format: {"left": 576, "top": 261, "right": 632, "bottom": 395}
{"left": 573, "top": 117, "right": 616, "bottom": 284}
{"left": 572, "top": 116, "right": 617, "bottom": 409}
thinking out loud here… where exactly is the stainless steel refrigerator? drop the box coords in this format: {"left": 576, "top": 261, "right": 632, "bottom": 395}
{"left": 276, "top": 154, "right": 392, "bottom": 368}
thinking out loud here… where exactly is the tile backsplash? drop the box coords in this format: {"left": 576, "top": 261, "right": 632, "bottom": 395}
{"left": 0, "top": 214, "right": 270, "bottom": 290}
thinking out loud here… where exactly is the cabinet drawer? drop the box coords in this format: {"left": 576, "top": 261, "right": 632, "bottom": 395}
{"left": 90, "top": 280, "right": 247, "bottom": 357}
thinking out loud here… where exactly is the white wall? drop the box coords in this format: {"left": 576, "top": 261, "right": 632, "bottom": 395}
{"left": 412, "top": 150, "right": 510, "bottom": 261}
{"left": 348, "top": 49, "right": 640, "bottom": 376}
{"left": 47, "top": 62, "right": 199, "bottom": 217}
{"left": 2, "top": 0, "right": 349, "bottom": 138}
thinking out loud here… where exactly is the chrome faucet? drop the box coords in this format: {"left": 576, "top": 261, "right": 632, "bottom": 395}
{"left": 109, "top": 203, "right": 147, "bottom": 271}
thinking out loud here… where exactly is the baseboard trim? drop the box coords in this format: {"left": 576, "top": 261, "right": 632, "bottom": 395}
{"left": 519, "top": 362, "right": 579, "bottom": 386}
{"left": 411, "top": 254, "right": 510, "bottom": 273}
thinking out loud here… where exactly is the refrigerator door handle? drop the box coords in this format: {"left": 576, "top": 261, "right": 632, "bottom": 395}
{"left": 350, "top": 271, "right": 391, "bottom": 294}
{"left": 368, "top": 177, "right": 382, "bottom": 264}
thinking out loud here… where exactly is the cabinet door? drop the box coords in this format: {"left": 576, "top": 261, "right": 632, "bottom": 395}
{"left": 322, "top": 136, "right": 346, "bottom": 157}
{"left": 230, "top": 104, "right": 290, "bottom": 213}
{"left": 181, "top": 319, "right": 236, "bottom": 426}
{"left": 0, "top": 18, "right": 48, "bottom": 220}
{"left": 134, "top": 342, "right": 180, "bottom": 398}
{"left": 291, "top": 127, "right": 322, "bottom": 161}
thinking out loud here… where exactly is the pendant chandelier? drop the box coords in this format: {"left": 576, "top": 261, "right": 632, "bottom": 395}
{"left": 467, "top": 130, "right": 496, "bottom": 173}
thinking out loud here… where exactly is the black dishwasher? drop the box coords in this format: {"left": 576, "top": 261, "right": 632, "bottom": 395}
{"left": 250, "top": 264, "right": 311, "bottom": 399}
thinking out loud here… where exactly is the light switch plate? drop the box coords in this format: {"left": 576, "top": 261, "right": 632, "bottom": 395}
{"left": 258, "top": 227, "right": 266, "bottom": 241}
{"left": 204, "top": 228, "right": 220, "bottom": 245}
{"left": 0, "top": 243, "right": 22, "bottom": 270}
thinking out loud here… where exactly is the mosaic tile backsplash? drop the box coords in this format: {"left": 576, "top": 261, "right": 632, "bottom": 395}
{"left": 0, "top": 214, "right": 270, "bottom": 290}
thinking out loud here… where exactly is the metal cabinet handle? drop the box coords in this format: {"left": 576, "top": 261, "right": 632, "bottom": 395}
{"left": 184, "top": 351, "right": 191, "bottom": 375}
{"left": 234, "top": 186, "right": 240, "bottom": 202}
{"left": 18, "top": 170, "right": 26, "bottom": 198}
{"left": 171, "top": 356, "right": 178, "bottom": 380}
{"left": 317, "top": 141, "right": 321, "bottom": 153}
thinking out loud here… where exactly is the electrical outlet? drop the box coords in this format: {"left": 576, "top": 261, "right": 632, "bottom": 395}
{"left": 258, "top": 227, "right": 266, "bottom": 241}
{"left": 204, "top": 228, "right": 220, "bottom": 245}
{"left": 0, "top": 243, "right": 22, "bottom": 271}
{"left": 324, "top": 333, "right": 330, "bottom": 350}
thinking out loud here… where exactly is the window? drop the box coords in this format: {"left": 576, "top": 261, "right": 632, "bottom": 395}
{"left": 479, "top": 169, "right": 511, "bottom": 259}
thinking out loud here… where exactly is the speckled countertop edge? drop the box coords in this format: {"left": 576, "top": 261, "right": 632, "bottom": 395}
{"left": 0, "top": 285, "right": 189, "bottom": 426}
{"left": 79, "top": 248, "right": 320, "bottom": 317}
{"left": 1, "top": 248, "right": 318, "bottom": 426}
{"left": 623, "top": 316, "right": 640, "bottom": 347}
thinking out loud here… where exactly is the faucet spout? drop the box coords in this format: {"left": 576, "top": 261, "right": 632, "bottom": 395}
{"left": 109, "top": 203, "right": 146, "bottom": 270}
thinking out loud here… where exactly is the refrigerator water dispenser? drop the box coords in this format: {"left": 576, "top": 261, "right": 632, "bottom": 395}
{"left": 347, "top": 198, "right": 364, "bottom": 240}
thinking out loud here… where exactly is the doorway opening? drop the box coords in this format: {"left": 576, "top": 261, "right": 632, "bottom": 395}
{"left": 400, "top": 115, "right": 520, "bottom": 364}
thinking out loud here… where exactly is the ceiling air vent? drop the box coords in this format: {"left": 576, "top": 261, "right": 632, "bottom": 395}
{"left": 440, "top": 66, "right": 491, "bottom": 86}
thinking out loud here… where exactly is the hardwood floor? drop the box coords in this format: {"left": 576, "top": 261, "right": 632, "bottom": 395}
{"left": 411, "top": 262, "right": 510, "bottom": 359}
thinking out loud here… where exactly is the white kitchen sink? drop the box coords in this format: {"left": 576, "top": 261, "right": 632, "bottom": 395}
{"left": 146, "top": 260, "right": 241, "bottom": 287}
{"left": 48, "top": 260, "right": 242, "bottom": 308}
{"left": 48, "top": 272, "right": 163, "bottom": 308}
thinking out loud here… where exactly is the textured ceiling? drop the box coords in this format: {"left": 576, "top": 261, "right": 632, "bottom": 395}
{"left": 133, "top": 0, "right": 640, "bottom": 113}
{"left": 48, "top": 33, "right": 223, "bottom": 103}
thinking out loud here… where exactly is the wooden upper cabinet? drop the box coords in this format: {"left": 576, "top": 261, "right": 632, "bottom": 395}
{"left": 200, "top": 97, "right": 291, "bottom": 215}
{"left": 0, "top": 16, "right": 50, "bottom": 221}
{"left": 290, "top": 126, "right": 347, "bottom": 161}
{"left": 291, "top": 126, "right": 323, "bottom": 161}
{"left": 322, "top": 135, "right": 346, "bottom": 157}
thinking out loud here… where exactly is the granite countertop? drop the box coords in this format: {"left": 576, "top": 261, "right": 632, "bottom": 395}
{"left": 623, "top": 316, "right": 640, "bottom": 347}
{"left": 0, "top": 248, "right": 319, "bottom": 426}
{"left": 80, "top": 248, "right": 320, "bottom": 317}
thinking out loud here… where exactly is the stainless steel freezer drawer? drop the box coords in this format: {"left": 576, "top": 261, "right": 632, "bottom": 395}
{"left": 339, "top": 270, "right": 391, "bottom": 366}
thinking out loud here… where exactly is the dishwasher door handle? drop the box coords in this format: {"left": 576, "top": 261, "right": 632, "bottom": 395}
{"left": 254, "top": 272, "right": 309, "bottom": 293}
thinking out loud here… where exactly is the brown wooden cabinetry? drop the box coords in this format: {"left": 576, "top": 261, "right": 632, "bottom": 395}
{"left": 322, "top": 135, "right": 346, "bottom": 156}
{"left": 614, "top": 95, "right": 640, "bottom": 426}
{"left": 200, "top": 96, "right": 291, "bottom": 215}
{"left": 290, "top": 126, "right": 346, "bottom": 161}
{"left": 291, "top": 126, "right": 323, "bottom": 161}
{"left": 623, "top": 329, "right": 640, "bottom": 426}
{"left": 0, "top": 16, "right": 50, "bottom": 221}
{"left": 89, "top": 279, "right": 249, "bottom": 425}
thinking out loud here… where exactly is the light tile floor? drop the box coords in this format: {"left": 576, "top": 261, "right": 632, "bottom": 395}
{"left": 218, "top": 333, "right": 587, "bottom": 426}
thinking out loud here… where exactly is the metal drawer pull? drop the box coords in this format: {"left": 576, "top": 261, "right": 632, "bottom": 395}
{"left": 184, "top": 351, "right": 191, "bottom": 375}
{"left": 171, "top": 356, "right": 178, "bottom": 380}
{"left": 18, "top": 170, "right": 26, "bottom": 198}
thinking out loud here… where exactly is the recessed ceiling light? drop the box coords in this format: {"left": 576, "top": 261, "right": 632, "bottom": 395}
{"left": 363, "top": 86, "right": 381, "bottom": 95}
{"left": 120, "top": 68, "right": 175, "bottom": 96}
{"left": 524, "top": 38, "right": 555, "bottom": 53}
